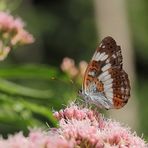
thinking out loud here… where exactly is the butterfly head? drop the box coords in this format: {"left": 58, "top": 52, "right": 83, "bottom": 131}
{"left": 78, "top": 89, "right": 82, "bottom": 96}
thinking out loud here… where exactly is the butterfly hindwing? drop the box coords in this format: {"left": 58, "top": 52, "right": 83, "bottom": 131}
{"left": 82, "top": 36, "right": 130, "bottom": 109}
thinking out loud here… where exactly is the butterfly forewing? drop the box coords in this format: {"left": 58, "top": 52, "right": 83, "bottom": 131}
{"left": 82, "top": 36, "right": 130, "bottom": 109}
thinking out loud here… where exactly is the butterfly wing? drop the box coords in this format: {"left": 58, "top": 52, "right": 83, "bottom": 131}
{"left": 82, "top": 36, "right": 130, "bottom": 109}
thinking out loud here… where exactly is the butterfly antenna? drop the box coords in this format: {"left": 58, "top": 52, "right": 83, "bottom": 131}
{"left": 50, "top": 76, "right": 77, "bottom": 89}
{"left": 50, "top": 76, "right": 81, "bottom": 101}
{"left": 62, "top": 78, "right": 81, "bottom": 98}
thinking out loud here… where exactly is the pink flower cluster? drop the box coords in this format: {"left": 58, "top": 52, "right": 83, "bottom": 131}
{"left": 0, "top": 129, "right": 74, "bottom": 148}
{"left": 54, "top": 104, "right": 147, "bottom": 147}
{"left": 61, "top": 57, "right": 88, "bottom": 79}
{"left": 0, "top": 11, "right": 34, "bottom": 60}
{"left": 0, "top": 103, "right": 147, "bottom": 148}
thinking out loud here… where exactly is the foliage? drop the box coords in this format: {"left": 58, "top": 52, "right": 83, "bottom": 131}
{"left": 0, "top": 64, "right": 79, "bottom": 137}
{"left": 129, "top": 0, "right": 148, "bottom": 61}
{"left": 128, "top": 0, "right": 148, "bottom": 138}
{"left": 0, "top": 8, "right": 79, "bottom": 136}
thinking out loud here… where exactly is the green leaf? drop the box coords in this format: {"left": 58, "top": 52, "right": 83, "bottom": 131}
{"left": 0, "top": 78, "right": 53, "bottom": 99}
{"left": 21, "top": 100, "right": 58, "bottom": 127}
{"left": 0, "top": 64, "right": 59, "bottom": 79}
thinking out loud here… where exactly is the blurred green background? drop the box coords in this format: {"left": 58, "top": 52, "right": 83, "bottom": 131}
{"left": 0, "top": 0, "right": 147, "bottom": 139}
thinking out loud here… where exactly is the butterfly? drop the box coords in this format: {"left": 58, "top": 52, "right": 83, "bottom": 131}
{"left": 80, "top": 36, "right": 130, "bottom": 109}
